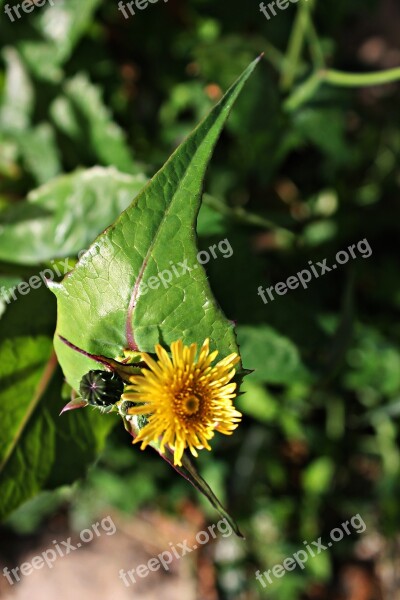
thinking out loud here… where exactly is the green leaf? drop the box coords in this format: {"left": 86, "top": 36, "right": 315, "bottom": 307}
{"left": 302, "top": 457, "right": 334, "bottom": 495}
{"left": 0, "top": 47, "right": 34, "bottom": 132}
{"left": 0, "top": 167, "right": 148, "bottom": 265}
{"left": 51, "top": 74, "right": 137, "bottom": 173}
{"left": 197, "top": 196, "right": 227, "bottom": 237}
{"left": 0, "top": 275, "right": 21, "bottom": 320}
{"left": 50, "top": 57, "right": 261, "bottom": 392}
{"left": 0, "top": 339, "right": 115, "bottom": 520}
{"left": 0, "top": 338, "right": 57, "bottom": 519}
{"left": 236, "top": 379, "right": 278, "bottom": 423}
{"left": 237, "top": 325, "right": 310, "bottom": 385}
{"left": 0, "top": 134, "right": 20, "bottom": 179}
{"left": 0, "top": 48, "right": 61, "bottom": 184}
{"left": 16, "top": 123, "right": 62, "bottom": 185}
{"left": 292, "top": 106, "right": 351, "bottom": 164}
{"left": 17, "top": 0, "right": 103, "bottom": 82}
{"left": 0, "top": 287, "right": 116, "bottom": 520}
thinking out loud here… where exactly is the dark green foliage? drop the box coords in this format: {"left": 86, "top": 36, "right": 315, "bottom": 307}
{"left": 1, "top": 0, "right": 399, "bottom": 597}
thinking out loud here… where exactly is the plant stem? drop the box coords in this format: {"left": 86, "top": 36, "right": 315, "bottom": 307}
{"left": 324, "top": 67, "right": 400, "bottom": 87}
{"left": 284, "top": 71, "right": 323, "bottom": 111}
{"left": 284, "top": 67, "right": 400, "bottom": 111}
{"left": 280, "top": 0, "right": 316, "bottom": 91}
{"left": 305, "top": 14, "right": 325, "bottom": 69}
{"left": 203, "top": 195, "right": 296, "bottom": 245}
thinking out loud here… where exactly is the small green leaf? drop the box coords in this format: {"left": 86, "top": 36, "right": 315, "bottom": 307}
{"left": 16, "top": 123, "right": 62, "bottom": 185}
{"left": 18, "top": 0, "right": 103, "bottom": 82}
{"left": 237, "top": 325, "right": 310, "bottom": 385}
{"left": 51, "top": 74, "right": 138, "bottom": 173}
{"left": 302, "top": 457, "right": 334, "bottom": 495}
{"left": 236, "top": 380, "right": 278, "bottom": 423}
{"left": 0, "top": 275, "right": 21, "bottom": 320}
{"left": 0, "top": 47, "right": 34, "bottom": 132}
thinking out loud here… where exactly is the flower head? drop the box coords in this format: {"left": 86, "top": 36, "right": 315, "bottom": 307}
{"left": 122, "top": 338, "right": 242, "bottom": 466}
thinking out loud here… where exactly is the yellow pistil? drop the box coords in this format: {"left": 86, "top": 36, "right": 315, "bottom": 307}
{"left": 122, "top": 338, "right": 242, "bottom": 466}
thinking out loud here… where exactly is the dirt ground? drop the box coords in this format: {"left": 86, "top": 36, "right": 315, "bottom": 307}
{"left": 0, "top": 510, "right": 206, "bottom": 600}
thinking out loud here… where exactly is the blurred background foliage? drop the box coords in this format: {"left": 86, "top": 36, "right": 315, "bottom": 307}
{"left": 0, "top": 0, "right": 400, "bottom": 598}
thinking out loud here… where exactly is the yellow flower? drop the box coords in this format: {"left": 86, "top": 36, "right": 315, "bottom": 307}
{"left": 122, "top": 338, "right": 242, "bottom": 466}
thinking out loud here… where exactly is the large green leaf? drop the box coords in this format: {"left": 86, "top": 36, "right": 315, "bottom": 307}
{"left": 50, "top": 57, "right": 261, "bottom": 392}
{"left": 0, "top": 289, "right": 116, "bottom": 521}
{"left": 0, "top": 338, "right": 115, "bottom": 520}
{"left": 0, "top": 167, "right": 147, "bottom": 265}
{"left": 0, "top": 337, "right": 56, "bottom": 519}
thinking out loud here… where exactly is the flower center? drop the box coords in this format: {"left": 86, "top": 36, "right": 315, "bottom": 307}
{"left": 182, "top": 395, "right": 200, "bottom": 415}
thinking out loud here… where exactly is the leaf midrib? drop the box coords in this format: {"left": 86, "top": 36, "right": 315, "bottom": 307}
{"left": 125, "top": 141, "right": 207, "bottom": 350}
